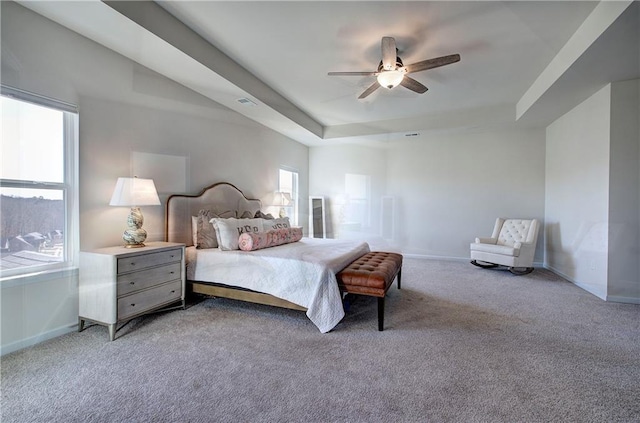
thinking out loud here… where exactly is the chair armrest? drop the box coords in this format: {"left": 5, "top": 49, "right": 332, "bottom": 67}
{"left": 514, "top": 241, "right": 538, "bottom": 256}
{"left": 514, "top": 241, "right": 537, "bottom": 250}
{"left": 513, "top": 240, "right": 537, "bottom": 262}
{"left": 475, "top": 237, "right": 497, "bottom": 244}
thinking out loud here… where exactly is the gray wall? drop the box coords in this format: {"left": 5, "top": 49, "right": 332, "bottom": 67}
{"left": 79, "top": 97, "right": 308, "bottom": 250}
{"left": 608, "top": 79, "right": 640, "bottom": 301}
{"left": 1, "top": 2, "right": 308, "bottom": 354}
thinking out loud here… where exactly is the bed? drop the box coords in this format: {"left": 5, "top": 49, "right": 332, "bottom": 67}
{"left": 165, "top": 182, "right": 370, "bottom": 332}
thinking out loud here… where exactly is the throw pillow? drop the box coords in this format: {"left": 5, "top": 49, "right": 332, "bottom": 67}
{"left": 239, "top": 227, "right": 303, "bottom": 251}
{"left": 263, "top": 217, "right": 290, "bottom": 231}
{"left": 196, "top": 209, "right": 235, "bottom": 249}
{"left": 211, "top": 217, "right": 264, "bottom": 251}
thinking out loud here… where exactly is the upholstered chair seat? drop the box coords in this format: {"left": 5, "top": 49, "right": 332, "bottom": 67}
{"left": 470, "top": 218, "right": 540, "bottom": 275}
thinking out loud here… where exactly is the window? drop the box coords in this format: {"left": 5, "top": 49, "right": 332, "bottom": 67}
{"left": 1, "top": 86, "right": 79, "bottom": 279}
{"left": 278, "top": 168, "right": 299, "bottom": 225}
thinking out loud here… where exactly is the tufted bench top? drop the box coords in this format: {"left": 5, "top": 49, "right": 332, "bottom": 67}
{"left": 337, "top": 251, "right": 403, "bottom": 297}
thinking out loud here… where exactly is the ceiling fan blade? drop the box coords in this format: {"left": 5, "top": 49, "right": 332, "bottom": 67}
{"left": 405, "top": 54, "right": 461, "bottom": 74}
{"left": 400, "top": 76, "right": 428, "bottom": 94}
{"left": 381, "top": 37, "right": 397, "bottom": 70}
{"left": 358, "top": 82, "right": 381, "bottom": 99}
{"left": 328, "top": 71, "right": 378, "bottom": 76}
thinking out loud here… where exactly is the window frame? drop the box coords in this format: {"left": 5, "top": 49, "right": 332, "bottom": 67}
{"left": 1, "top": 85, "right": 79, "bottom": 281}
{"left": 278, "top": 167, "right": 299, "bottom": 226}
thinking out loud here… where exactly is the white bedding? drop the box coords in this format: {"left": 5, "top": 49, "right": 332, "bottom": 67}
{"left": 186, "top": 238, "right": 370, "bottom": 333}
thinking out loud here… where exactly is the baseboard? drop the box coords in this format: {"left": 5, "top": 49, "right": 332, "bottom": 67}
{"left": 543, "top": 264, "right": 574, "bottom": 284}
{"left": 544, "top": 265, "right": 640, "bottom": 304}
{"left": 1, "top": 323, "right": 77, "bottom": 356}
{"left": 402, "top": 254, "right": 544, "bottom": 268}
{"left": 573, "top": 280, "right": 607, "bottom": 301}
{"left": 401, "top": 254, "right": 468, "bottom": 262}
{"left": 606, "top": 295, "right": 640, "bottom": 305}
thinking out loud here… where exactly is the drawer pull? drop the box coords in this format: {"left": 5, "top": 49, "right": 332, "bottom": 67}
{"left": 130, "top": 281, "right": 135, "bottom": 285}
{"left": 130, "top": 262, "right": 135, "bottom": 266}
{"left": 171, "top": 290, "right": 176, "bottom": 294}
{"left": 170, "top": 271, "right": 175, "bottom": 275}
{"left": 130, "top": 303, "right": 136, "bottom": 307}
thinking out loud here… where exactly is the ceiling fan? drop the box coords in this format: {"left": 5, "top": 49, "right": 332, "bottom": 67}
{"left": 328, "top": 36, "right": 460, "bottom": 99}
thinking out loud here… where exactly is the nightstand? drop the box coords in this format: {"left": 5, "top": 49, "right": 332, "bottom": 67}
{"left": 78, "top": 241, "right": 186, "bottom": 341}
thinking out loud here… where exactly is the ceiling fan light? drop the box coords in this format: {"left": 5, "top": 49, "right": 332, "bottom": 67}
{"left": 377, "top": 70, "right": 405, "bottom": 89}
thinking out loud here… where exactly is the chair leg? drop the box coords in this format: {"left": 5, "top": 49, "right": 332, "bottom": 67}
{"left": 377, "top": 297, "right": 385, "bottom": 331}
{"left": 471, "top": 259, "right": 499, "bottom": 269}
{"left": 509, "top": 267, "right": 534, "bottom": 275}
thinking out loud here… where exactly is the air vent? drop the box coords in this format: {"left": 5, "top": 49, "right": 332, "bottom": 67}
{"left": 236, "top": 98, "right": 257, "bottom": 106}
{"left": 404, "top": 132, "right": 420, "bottom": 137}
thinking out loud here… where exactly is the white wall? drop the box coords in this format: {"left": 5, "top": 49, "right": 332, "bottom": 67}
{"left": 1, "top": 271, "right": 78, "bottom": 356}
{"left": 310, "top": 127, "right": 547, "bottom": 260}
{"left": 1, "top": 2, "right": 308, "bottom": 353}
{"left": 309, "top": 144, "right": 388, "bottom": 248}
{"left": 544, "top": 80, "right": 640, "bottom": 303}
{"left": 545, "top": 85, "right": 611, "bottom": 299}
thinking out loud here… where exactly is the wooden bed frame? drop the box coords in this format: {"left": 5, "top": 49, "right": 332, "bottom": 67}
{"left": 164, "top": 182, "right": 306, "bottom": 311}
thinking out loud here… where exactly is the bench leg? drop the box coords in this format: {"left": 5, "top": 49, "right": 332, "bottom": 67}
{"left": 378, "top": 297, "right": 385, "bottom": 331}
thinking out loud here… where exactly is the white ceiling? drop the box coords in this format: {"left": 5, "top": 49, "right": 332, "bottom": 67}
{"left": 18, "top": 1, "right": 640, "bottom": 146}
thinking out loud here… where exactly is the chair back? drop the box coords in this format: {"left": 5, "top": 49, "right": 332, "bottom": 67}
{"left": 496, "top": 219, "right": 538, "bottom": 247}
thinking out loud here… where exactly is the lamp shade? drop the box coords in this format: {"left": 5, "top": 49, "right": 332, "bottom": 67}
{"left": 109, "top": 177, "right": 160, "bottom": 207}
{"left": 273, "top": 191, "right": 293, "bottom": 219}
{"left": 377, "top": 70, "right": 405, "bottom": 89}
{"left": 273, "top": 191, "right": 292, "bottom": 206}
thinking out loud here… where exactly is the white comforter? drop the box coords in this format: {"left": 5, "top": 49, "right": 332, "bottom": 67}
{"left": 186, "top": 238, "right": 371, "bottom": 333}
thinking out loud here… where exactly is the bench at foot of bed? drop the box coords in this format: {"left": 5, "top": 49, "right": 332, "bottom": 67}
{"left": 337, "top": 251, "right": 403, "bottom": 331}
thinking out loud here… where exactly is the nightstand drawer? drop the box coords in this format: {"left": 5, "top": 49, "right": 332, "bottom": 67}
{"left": 117, "top": 262, "right": 182, "bottom": 296}
{"left": 117, "top": 248, "right": 182, "bottom": 273}
{"left": 117, "top": 280, "right": 182, "bottom": 320}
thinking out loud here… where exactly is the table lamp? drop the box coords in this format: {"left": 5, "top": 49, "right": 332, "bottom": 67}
{"left": 109, "top": 177, "right": 160, "bottom": 248}
{"left": 273, "top": 191, "right": 292, "bottom": 218}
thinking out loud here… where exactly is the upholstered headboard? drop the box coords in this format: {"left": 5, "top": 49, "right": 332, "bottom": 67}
{"left": 165, "top": 182, "right": 262, "bottom": 246}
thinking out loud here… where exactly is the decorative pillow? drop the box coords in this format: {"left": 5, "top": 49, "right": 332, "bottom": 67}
{"left": 191, "top": 216, "right": 198, "bottom": 246}
{"left": 196, "top": 210, "right": 217, "bottom": 249}
{"left": 211, "top": 217, "right": 264, "bottom": 251}
{"left": 196, "top": 209, "right": 235, "bottom": 249}
{"left": 254, "top": 210, "right": 275, "bottom": 220}
{"left": 262, "top": 217, "right": 290, "bottom": 231}
{"left": 289, "top": 226, "right": 303, "bottom": 241}
{"left": 239, "top": 227, "right": 303, "bottom": 251}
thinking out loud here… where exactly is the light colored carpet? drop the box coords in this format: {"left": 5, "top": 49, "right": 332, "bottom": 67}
{"left": 2, "top": 258, "right": 639, "bottom": 422}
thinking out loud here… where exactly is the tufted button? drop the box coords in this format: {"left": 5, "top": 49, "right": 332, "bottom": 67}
{"left": 497, "top": 219, "right": 534, "bottom": 246}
